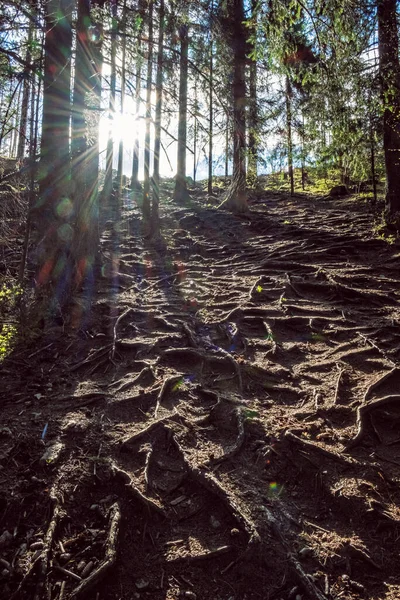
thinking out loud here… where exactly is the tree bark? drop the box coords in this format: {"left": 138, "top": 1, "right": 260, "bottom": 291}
{"left": 208, "top": 31, "right": 213, "bottom": 196}
{"left": 286, "top": 75, "right": 294, "bottom": 196}
{"left": 117, "top": 0, "right": 127, "bottom": 194}
{"left": 151, "top": 0, "right": 165, "bottom": 234}
{"left": 247, "top": 0, "right": 257, "bottom": 186}
{"left": 142, "top": 0, "right": 153, "bottom": 223}
{"left": 377, "top": 0, "right": 400, "bottom": 216}
{"left": 219, "top": 0, "right": 247, "bottom": 212}
{"left": 17, "top": 20, "right": 33, "bottom": 159}
{"left": 173, "top": 23, "right": 190, "bottom": 204}
{"left": 103, "top": 0, "right": 118, "bottom": 208}
{"left": 35, "top": 0, "right": 73, "bottom": 301}
{"left": 72, "top": 0, "right": 102, "bottom": 292}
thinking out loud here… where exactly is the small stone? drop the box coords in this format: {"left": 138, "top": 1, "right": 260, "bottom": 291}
{"left": 40, "top": 441, "right": 64, "bottom": 466}
{"left": 90, "top": 504, "right": 100, "bottom": 511}
{"left": 230, "top": 528, "right": 240, "bottom": 537}
{"left": 299, "top": 546, "right": 313, "bottom": 558}
{"left": 182, "top": 592, "right": 197, "bottom": 600}
{"left": 342, "top": 574, "right": 350, "bottom": 582}
{"left": 210, "top": 515, "right": 221, "bottom": 529}
{"left": 295, "top": 595, "right": 302, "bottom": 600}
{"left": 1, "top": 568, "right": 10, "bottom": 578}
{"left": 135, "top": 579, "right": 149, "bottom": 590}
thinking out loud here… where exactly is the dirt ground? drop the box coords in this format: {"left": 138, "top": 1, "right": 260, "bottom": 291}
{"left": 1, "top": 189, "right": 400, "bottom": 600}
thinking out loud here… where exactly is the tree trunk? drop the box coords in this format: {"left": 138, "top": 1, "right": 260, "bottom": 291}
{"left": 71, "top": 0, "right": 102, "bottom": 292}
{"left": 286, "top": 75, "right": 294, "bottom": 196}
{"left": 247, "top": 0, "right": 257, "bottom": 186}
{"left": 17, "top": 20, "right": 33, "bottom": 160}
{"left": 225, "top": 112, "right": 229, "bottom": 178}
{"left": 193, "top": 78, "right": 198, "bottom": 183}
{"left": 117, "top": 0, "right": 127, "bottom": 194}
{"left": 142, "top": 0, "right": 153, "bottom": 223}
{"left": 173, "top": 23, "right": 190, "bottom": 203}
{"left": 35, "top": 0, "right": 73, "bottom": 302}
{"left": 377, "top": 0, "right": 400, "bottom": 217}
{"left": 220, "top": 0, "right": 247, "bottom": 212}
{"left": 103, "top": 0, "right": 117, "bottom": 209}
{"left": 151, "top": 0, "right": 165, "bottom": 234}
{"left": 207, "top": 32, "right": 213, "bottom": 196}
{"left": 131, "top": 47, "right": 142, "bottom": 192}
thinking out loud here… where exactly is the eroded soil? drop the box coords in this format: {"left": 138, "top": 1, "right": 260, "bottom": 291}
{"left": 2, "top": 191, "right": 400, "bottom": 600}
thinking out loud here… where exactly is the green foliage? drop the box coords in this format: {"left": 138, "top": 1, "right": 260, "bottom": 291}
{"left": 0, "top": 282, "right": 21, "bottom": 361}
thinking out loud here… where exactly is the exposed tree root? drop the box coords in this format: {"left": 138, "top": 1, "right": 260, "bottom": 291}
{"left": 285, "top": 430, "right": 362, "bottom": 467}
{"left": 110, "top": 366, "right": 155, "bottom": 394}
{"left": 344, "top": 395, "right": 400, "bottom": 451}
{"left": 111, "top": 463, "right": 166, "bottom": 515}
{"left": 121, "top": 415, "right": 177, "bottom": 448}
{"left": 207, "top": 406, "right": 246, "bottom": 465}
{"left": 357, "top": 332, "right": 397, "bottom": 367}
{"left": 363, "top": 367, "right": 400, "bottom": 402}
{"left": 162, "top": 347, "right": 243, "bottom": 392}
{"left": 170, "top": 431, "right": 261, "bottom": 558}
{"left": 155, "top": 374, "right": 184, "bottom": 416}
{"left": 289, "top": 553, "right": 330, "bottom": 600}
{"left": 69, "top": 502, "right": 121, "bottom": 598}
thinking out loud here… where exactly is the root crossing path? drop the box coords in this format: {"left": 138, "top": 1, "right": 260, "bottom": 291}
{"left": 2, "top": 192, "right": 400, "bottom": 600}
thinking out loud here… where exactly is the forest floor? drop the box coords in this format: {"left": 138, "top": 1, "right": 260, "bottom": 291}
{"left": 1, "top": 185, "right": 400, "bottom": 600}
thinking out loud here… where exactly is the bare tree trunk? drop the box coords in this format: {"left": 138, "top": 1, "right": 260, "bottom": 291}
{"left": 207, "top": 33, "right": 213, "bottom": 196}
{"left": 142, "top": 0, "right": 153, "bottom": 223}
{"left": 104, "top": 0, "right": 118, "bottom": 207}
{"left": 131, "top": 49, "right": 142, "bottom": 192}
{"left": 248, "top": 0, "right": 257, "bottom": 186}
{"left": 225, "top": 112, "right": 229, "bottom": 178}
{"left": 286, "top": 75, "right": 294, "bottom": 196}
{"left": 151, "top": 0, "right": 164, "bottom": 234}
{"left": 377, "top": 0, "right": 400, "bottom": 217}
{"left": 117, "top": 0, "right": 127, "bottom": 194}
{"left": 173, "top": 23, "right": 190, "bottom": 203}
{"left": 193, "top": 78, "right": 198, "bottom": 183}
{"left": 17, "top": 19, "right": 33, "bottom": 159}
{"left": 35, "top": 0, "right": 73, "bottom": 304}
{"left": 71, "top": 0, "right": 102, "bottom": 292}
{"left": 220, "top": 0, "right": 247, "bottom": 212}
{"left": 11, "top": 84, "right": 22, "bottom": 157}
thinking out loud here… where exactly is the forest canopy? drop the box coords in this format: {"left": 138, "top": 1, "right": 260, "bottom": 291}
{"left": 0, "top": 0, "right": 400, "bottom": 312}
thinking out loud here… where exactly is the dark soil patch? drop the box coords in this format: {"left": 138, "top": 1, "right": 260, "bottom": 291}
{"left": 1, "top": 191, "right": 400, "bottom": 599}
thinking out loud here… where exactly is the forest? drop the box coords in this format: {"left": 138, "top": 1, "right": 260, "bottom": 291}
{"left": 1, "top": 0, "right": 400, "bottom": 599}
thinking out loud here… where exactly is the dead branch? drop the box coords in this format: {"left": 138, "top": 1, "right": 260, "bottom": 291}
{"left": 357, "top": 332, "right": 397, "bottom": 367}
{"left": 111, "top": 308, "right": 134, "bottom": 359}
{"left": 289, "top": 553, "right": 330, "bottom": 600}
{"left": 69, "top": 503, "right": 121, "bottom": 598}
{"left": 167, "top": 545, "right": 234, "bottom": 564}
{"left": 333, "top": 366, "right": 345, "bottom": 405}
